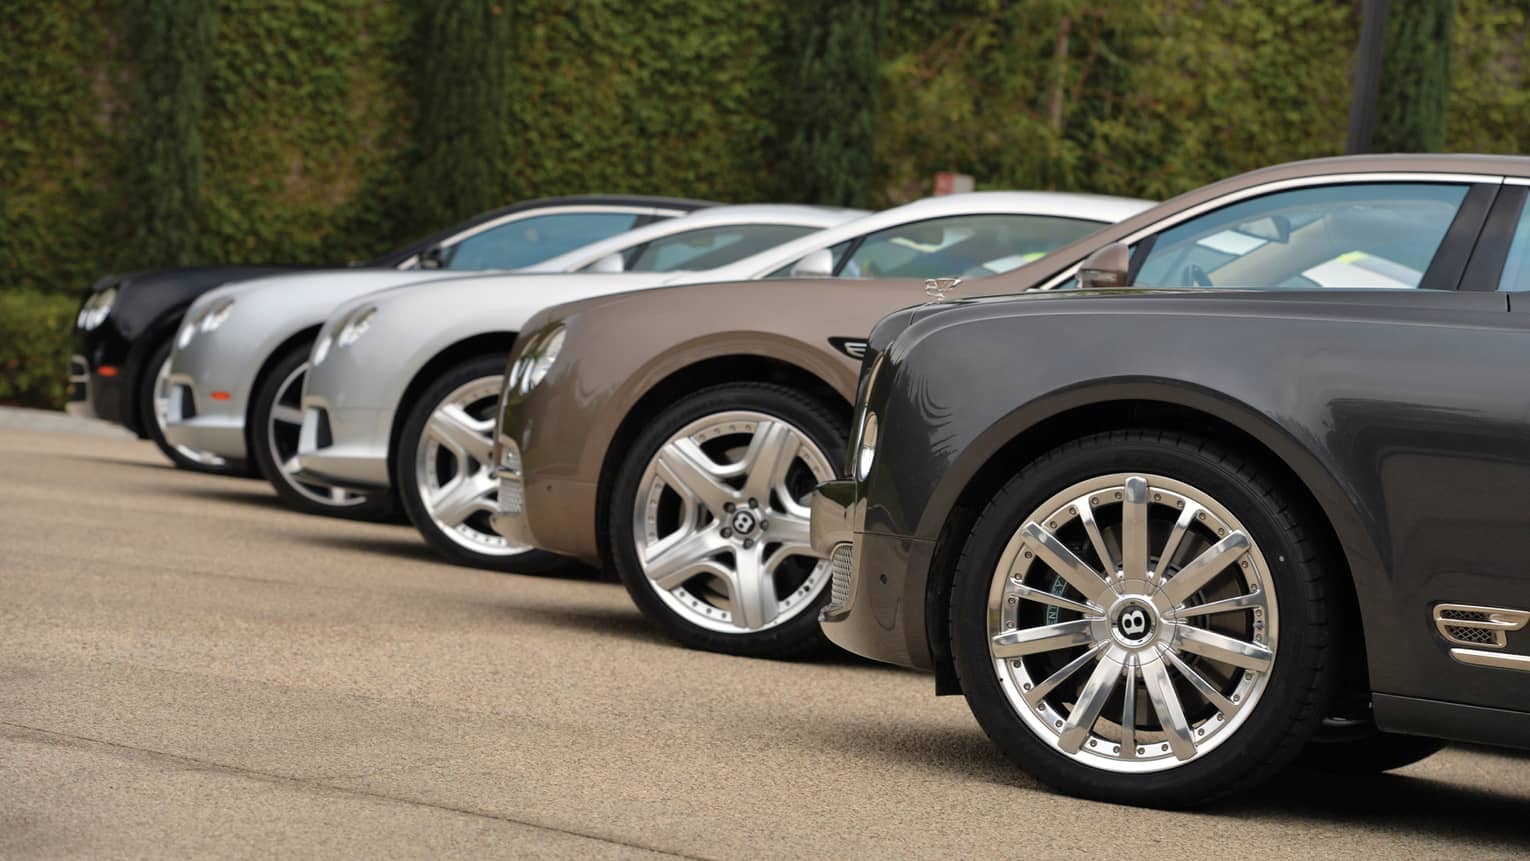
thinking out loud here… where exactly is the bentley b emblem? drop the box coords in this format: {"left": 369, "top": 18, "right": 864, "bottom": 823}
{"left": 924, "top": 277, "right": 961, "bottom": 303}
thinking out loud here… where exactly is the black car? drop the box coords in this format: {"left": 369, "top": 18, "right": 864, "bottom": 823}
{"left": 811, "top": 154, "right": 1530, "bottom": 807}
{"left": 67, "top": 194, "right": 714, "bottom": 472}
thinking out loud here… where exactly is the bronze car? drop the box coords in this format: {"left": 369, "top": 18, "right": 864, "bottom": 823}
{"left": 486, "top": 192, "right": 1152, "bottom": 657}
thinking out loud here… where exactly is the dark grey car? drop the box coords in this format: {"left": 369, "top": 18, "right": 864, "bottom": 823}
{"left": 811, "top": 154, "right": 1530, "bottom": 806}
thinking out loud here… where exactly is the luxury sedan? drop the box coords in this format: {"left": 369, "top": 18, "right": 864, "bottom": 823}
{"left": 810, "top": 153, "right": 1530, "bottom": 806}
{"left": 66, "top": 195, "right": 711, "bottom": 473}
{"left": 486, "top": 192, "right": 1153, "bottom": 654}
{"left": 164, "top": 204, "right": 858, "bottom": 519}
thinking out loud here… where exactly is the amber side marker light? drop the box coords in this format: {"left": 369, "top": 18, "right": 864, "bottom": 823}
{"left": 97, "top": 366, "right": 118, "bottom": 377}
{"left": 210, "top": 391, "right": 232, "bottom": 401}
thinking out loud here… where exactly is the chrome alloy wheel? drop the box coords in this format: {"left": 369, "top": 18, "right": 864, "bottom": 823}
{"left": 988, "top": 473, "right": 1278, "bottom": 773}
{"left": 153, "top": 354, "right": 228, "bottom": 467}
{"left": 415, "top": 375, "right": 526, "bottom": 556}
{"left": 633, "top": 411, "right": 835, "bottom": 634}
{"left": 268, "top": 363, "right": 368, "bottom": 508}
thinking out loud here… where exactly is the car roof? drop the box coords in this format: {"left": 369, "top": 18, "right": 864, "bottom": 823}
{"left": 696, "top": 190, "right": 1156, "bottom": 281}
{"left": 367, "top": 194, "right": 720, "bottom": 267}
{"left": 524, "top": 203, "right": 869, "bottom": 272}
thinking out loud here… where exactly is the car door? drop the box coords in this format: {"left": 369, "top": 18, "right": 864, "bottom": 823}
{"left": 1117, "top": 175, "right": 1530, "bottom": 715}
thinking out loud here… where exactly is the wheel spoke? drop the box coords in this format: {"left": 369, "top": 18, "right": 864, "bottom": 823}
{"left": 740, "top": 420, "right": 799, "bottom": 505}
{"left": 1120, "top": 655, "right": 1138, "bottom": 759}
{"left": 429, "top": 473, "right": 495, "bottom": 527}
{"left": 991, "top": 619, "right": 1094, "bottom": 659}
{"left": 1020, "top": 522, "right": 1110, "bottom": 604}
{"left": 281, "top": 455, "right": 302, "bottom": 476}
{"left": 1009, "top": 582, "right": 1101, "bottom": 616}
{"left": 728, "top": 546, "right": 778, "bottom": 630}
{"left": 1057, "top": 648, "right": 1125, "bottom": 753}
{"left": 643, "top": 528, "right": 731, "bottom": 591}
{"left": 1175, "top": 624, "right": 1273, "bottom": 672}
{"left": 1074, "top": 495, "right": 1117, "bottom": 578}
{"left": 1175, "top": 589, "right": 1265, "bottom": 619}
{"left": 1159, "top": 531, "right": 1251, "bottom": 607}
{"left": 1141, "top": 654, "right": 1197, "bottom": 760}
{"left": 271, "top": 405, "right": 304, "bottom": 427}
{"left": 1152, "top": 503, "right": 1199, "bottom": 583}
{"left": 1119, "top": 476, "right": 1149, "bottom": 581}
{"left": 428, "top": 404, "right": 493, "bottom": 464}
{"left": 1022, "top": 642, "right": 1107, "bottom": 708}
{"left": 1162, "top": 650, "right": 1238, "bottom": 716}
{"left": 762, "top": 511, "right": 814, "bottom": 557}
{"left": 655, "top": 438, "right": 736, "bottom": 517}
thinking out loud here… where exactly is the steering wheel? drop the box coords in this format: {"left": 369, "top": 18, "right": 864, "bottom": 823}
{"left": 1184, "top": 263, "right": 1213, "bottom": 287}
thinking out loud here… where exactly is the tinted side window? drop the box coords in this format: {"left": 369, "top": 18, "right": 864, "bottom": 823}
{"left": 765, "top": 240, "right": 854, "bottom": 279}
{"left": 624, "top": 224, "right": 819, "bottom": 273}
{"left": 446, "top": 212, "right": 641, "bottom": 270}
{"left": 1499, "top": 197, "right": 1530, "bottom": 292}
{"left": 1133, "top": 183, "right": 1469, "bottom": 290}
{"left": 840, "top": 214, "right": 1103, "bottom": 280}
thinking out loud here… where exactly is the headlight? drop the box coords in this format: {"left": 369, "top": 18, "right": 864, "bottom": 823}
{"left": 76, "top": 287, "right": 117, "bottom": 331}
{"left": 521, "top": 325, "right": 565, "bottom": 393}
{"left": 199, "top": 298, "right": 235, "bottom": 333}
{"left": 337, "top": 306, "right": 377, "bottom": 347}
{"left": 856, "top": 411, "right": 878, "bottom": 481}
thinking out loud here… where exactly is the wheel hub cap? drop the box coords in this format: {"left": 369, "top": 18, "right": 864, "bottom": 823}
{"left": 269, "top": 363, "right": 368, "bottom": 508}
{"left": 416, "top": 374, "right": 528, "bottom": 557}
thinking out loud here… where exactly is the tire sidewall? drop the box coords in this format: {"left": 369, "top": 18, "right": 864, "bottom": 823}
{"left": 395, "top": 354, "right": 559, "bottom": 573}
{"left": 609, "top": 383, "right": 847, "bottom": 658}
{"left": 951, "top": 432, "right": 1332, "bottom": 805}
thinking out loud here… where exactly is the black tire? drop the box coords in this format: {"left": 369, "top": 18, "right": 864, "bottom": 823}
{"left": 140, "top": 337, "right": 249, "bottom": 476}
{"left": 396, "top": 354, "right": 561, "bottom": 573}
{"left": 609, "top": 382, "right": 847, "bottom": 659}
{"left": 950, "top": 430, "right": 1337, "bottom": 807}
{"left": 250, "top": 340, "right": 395, "bottom": 520}
{"left": 1296, "top": 726, "right": 1445, "bottom": 774}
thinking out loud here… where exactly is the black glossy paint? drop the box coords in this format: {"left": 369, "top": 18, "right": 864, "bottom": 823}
{"left": 839, "top": 168, "right": 1530, "bottom": 749}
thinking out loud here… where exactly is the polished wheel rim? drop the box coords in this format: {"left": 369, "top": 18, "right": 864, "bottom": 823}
{"left": 154, "top": 354, "right": 228, "bottom": 467}
{"left": 268, "top": 363, "right": 367, "bottom": 508}
{"left": 416, "top": 375, "right": 526, "bottom": 556}
{"left": 633, "top": 410, "right": 833, "bottom": 634}
{"left": 988, "top": 473, "right": 1278, "bottom": 773}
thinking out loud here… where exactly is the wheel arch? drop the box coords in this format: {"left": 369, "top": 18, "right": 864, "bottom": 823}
{"left": 124, "top": 303, "right": 196, "bottom": 437}
{"left": 385, "top": 331, "right": 518, "bottom": 487}
{"left": 922, "top": 386, "right": 1370, "bottom": 698}
{"left": 592, "top": 354, "right": 852, "bottom": 572}
{"left": 242, "top": 325, "right": 324, "bottom": 458}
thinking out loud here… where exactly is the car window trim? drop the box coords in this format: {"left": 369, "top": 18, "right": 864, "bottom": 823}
{"left": 1034, "top": 172, "right": 1507, "bottom": 292}
{"left": 1422, "top": 182, "right": 1499, "bottom": 291}
{"left": 1464, "top": 185, "right": 1530, "bottom": 294}
{"left": 397, "top": 205, "right": 661, "bottom": 269}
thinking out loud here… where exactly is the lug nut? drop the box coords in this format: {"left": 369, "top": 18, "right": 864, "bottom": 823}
{"left": 748, "top": 498, "right": 759, "bottom": 508}
{"left": 743, "top": 538, "right": 755, "bottom": 549}
{"left": 721, "top": 527, "right": 733, "bottom": 538}
{"left": 724, "top": 502, "right": 735, "bottom": 513}
{"left": 759, "top": 519, "right": 769, "bottom": 531}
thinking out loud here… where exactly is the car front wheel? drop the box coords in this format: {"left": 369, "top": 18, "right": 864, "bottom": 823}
{"left": 950, "top": 430, "right": 1337, "bottom": 807}
{"left": 609, "top": 383, "right": 846, "bottom": 658}
{"left": 396, "top": 354, "right": 559, "bottom": 573}
{"left": 141, "top": 338, "right": 246, "bottom": 475}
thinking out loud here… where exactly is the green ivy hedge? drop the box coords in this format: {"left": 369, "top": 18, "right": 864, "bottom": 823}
{"left": 2, "top": 1, "right": 1529, "bottom": 411}
{"left": 0, "top": 290, "right": 76, "bottom": 409}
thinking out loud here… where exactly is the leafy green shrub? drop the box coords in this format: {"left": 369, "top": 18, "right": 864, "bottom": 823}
{"left": 0, "top": 290, "right": 76, "bottom": 410}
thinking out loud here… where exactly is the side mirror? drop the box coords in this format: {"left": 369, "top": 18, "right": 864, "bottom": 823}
{"left": 419, "top": 245, "right": 448, "bottom": 270}
{"left": 1077, "top": 242, "right": 1130, "bottom": 290}
{"left": 588, "top": 252, "right": 626, "bottom": 273}
{"left": 789, "top": 248, "right": 835, "bottom": 278}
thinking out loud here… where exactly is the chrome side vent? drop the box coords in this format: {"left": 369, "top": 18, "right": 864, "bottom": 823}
{"left": 827, "top": 543, "right": 855, "bottom": 612}
{"left": 1433, "top": 603, "right": 1529, "bottom": 649}
{"left": 1434, "top": 603, "right": 1530, "bottom": 673}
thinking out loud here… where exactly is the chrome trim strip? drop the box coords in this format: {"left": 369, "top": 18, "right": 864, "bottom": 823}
{"left": 1450, "top": 648, "right": 1530, "bottom": 672}
{"left": 1037, "top": 171, "right": 1507, "bottom": 291}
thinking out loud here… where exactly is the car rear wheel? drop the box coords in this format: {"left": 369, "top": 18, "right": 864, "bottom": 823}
{"left": 396, "top": 355, "right": 560, "bottom": 573}
{"left": 141, "top": 338, "right": 246, "bottom": 475}
{"left": 251, "top": 341, "right": 394, "bottom": 520}
{"left": 609, "top": 383, "right": 846, "bottom": 658}
{"left": 950, "top": 431, "right": 1336, "bottom": 807}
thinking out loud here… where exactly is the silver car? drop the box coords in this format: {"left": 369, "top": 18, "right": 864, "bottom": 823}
{"left": 296, "top": 192, "right": 1154, "bottom": 570}
{"left": 165, "top": 204, "right": 862, "bottom": 518}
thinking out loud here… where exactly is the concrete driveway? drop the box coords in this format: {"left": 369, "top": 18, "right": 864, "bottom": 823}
{"left": 2, "top": 414, "right": 1528, "bottom": 858}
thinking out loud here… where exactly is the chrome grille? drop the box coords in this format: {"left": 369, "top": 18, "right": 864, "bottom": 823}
{"left": 498, "top": 475, "right": 524, "bottom": 515}
{"left": 828, "top": 543, "right": 854, "bottom": 610}
{"left": 1444, "top": 624, "right": 1498, "bottom": 645}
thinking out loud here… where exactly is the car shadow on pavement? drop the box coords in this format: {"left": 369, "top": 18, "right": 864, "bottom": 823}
{"left": 75, "top": 453, "right": 179, "bottom": 472}
{"left": 1216, "top": 766, "right": 1530, "bottom": 849}
{"left": 293, "top": 532, "right": 443, "bottom": 565}
{"left": 497, "top": 601, "right": 673, "bottom": 648}
{"left": 170, "top": 484, "right": 290, "bottom": 512}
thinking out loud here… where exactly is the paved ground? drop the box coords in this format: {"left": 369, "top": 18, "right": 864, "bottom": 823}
{"left": 3, "top": 413, "right": 1530, "bottom": 858}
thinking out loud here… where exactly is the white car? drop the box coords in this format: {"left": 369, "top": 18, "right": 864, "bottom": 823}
{"left": 164, "top": 204, "right": 863, "bottom": 518}
{"left": 295, "top": 192, "right": 1154, "bottom": 567}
